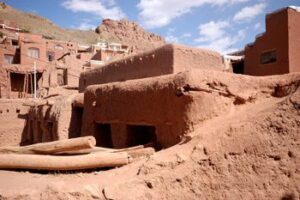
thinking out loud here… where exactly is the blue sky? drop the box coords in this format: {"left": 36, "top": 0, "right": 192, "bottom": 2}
{"left": 4, "top": 0, "right": 300, "bottom": 54}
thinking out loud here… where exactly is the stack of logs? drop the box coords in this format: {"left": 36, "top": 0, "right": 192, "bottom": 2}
{"left": 0, "top": 136, "right": 155, "bottom": 171}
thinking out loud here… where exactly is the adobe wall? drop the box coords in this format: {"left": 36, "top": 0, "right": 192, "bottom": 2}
{"left": 61, "top": 54, "right": 85, "bottom": 87}
{"left": 79, "top": 44, "right": 224, "bottom": 92}
{"left": 288, "top": 8, "right": 300, "bottom": 73}
{"left": 244, "top": 9, "right": 289, "bottom": 76}
{"left": 81, "top": 69, "right": 300, "bottom": 148}
{"left": 0, "top": 65, "right": 8, "bottom": 98}
{"left": 0, "top": 44, "right": 17, "bottom": 65}
{"left": 81, "top": 70, "right": 235, "bottom": 148}
{"left": 19, "top": 33, "right": 47, "bottom": 68}
{"left": 22, "top": 94, "right": 77, "bottom": 145}
{"left": 0, "top": 99, "right": 30, "bottom": 146}
{"left": 46, "top": 39, "right": 78, "bottom": 60}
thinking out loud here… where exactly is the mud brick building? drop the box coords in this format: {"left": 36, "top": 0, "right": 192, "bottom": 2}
{"left": 79, "top": 44, "right": 225, "bottom": 92}
{"left": 244, "top": 7, "right": 300, "bottom": 76}
{"left": 0, "top": 21, "right": 129, "bottom": 98}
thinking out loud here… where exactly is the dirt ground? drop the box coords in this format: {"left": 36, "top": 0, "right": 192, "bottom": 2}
{"left": 0, "top": 73, "right": 299, "bottom": 200}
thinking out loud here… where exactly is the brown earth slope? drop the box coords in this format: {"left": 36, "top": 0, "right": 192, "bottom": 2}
{"left": 0, "top": 2, "right": 99, "bottom": 44}
{"left": 0, "top": 70, "right": 299, "bottom": 200}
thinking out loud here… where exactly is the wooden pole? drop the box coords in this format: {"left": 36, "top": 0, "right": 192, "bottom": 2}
{"left": 0, "top": 151, "right": 130, "bottom": 171}
{"left": 25, "top": 73, "right": 28, "bottom": 98}
{"left": 30, "top": 73, "right": 33, "bottom": 98}
{"left": 7, "top": 71, "right": 11, "bottom": 98}
{"left": 22, "top": 73, "right": 26, "bottom": 98}
{"left": 0, "top": 136, "right": 96, "bottom": 154}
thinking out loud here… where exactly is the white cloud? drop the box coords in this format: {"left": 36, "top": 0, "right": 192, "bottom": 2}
{"left": 195, "top": 21, "right": 229, "bottom": 43}
{"left": 181, "top": 33, "right": 192, "bottom": 38}
{"left": 62, "top": 0, "right": 125, "bottom": 20}
{"left": 233, "top": 3, "right": 266, "bottom": 22}
{"left": 254, "top": 22, "right": 261, "bottom": 30}
{"left": 165, "top": 34, "right": 179, "bottom": 43}
{"left": 137, "top": 0, "right": 249, "bottom": 28}
{"left": 195, "top": 20, "right": 246, "bottom": 53}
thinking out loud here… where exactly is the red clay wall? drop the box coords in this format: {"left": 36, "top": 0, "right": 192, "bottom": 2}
{"left": 0, "top": 66, "right": 8, "bottom": 98}
{"left": 81, "top": 70, "right": 235, "bottom": 148}
{"left": 0, "top": 99, "right": 30, "bottom": 146}
{"left": 46, "top": 40, "right": 78, "bottom": 60}
{"left": 79, "top": 44, "right": 224, "bottom": 92}
{"left": 244, "top": 9, "right": 289, "bottom": 76}
{"left": 19, "top": 33, "right": 47, "bottom": 69}
{"left": 288, "top": 9, "right": 300, "bottom": 73}
{"left": 0, "top": 44, "right": 17, "bottom": 65}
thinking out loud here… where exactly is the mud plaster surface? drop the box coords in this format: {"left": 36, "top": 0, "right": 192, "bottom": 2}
{"left": 0, "top": 71, "right": 299, "bottom": 199}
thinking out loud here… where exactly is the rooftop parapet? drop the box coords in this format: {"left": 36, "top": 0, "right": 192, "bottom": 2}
{"left": 79, "top": 44, "right": 225, "bottom": 92}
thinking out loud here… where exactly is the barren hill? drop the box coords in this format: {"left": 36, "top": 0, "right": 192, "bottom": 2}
{"left": 0, "top": 2, "right": 99, "bottom": 44}
{"left": 96, "top": 19, "right": 165, "bottom": 52}
{"left": 0, "top": 2, "right": 165, "bottom": 51}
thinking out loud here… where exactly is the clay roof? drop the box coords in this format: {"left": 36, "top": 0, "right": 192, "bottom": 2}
{"left": 3, "top": 64, "right": 46, "bottom": 74}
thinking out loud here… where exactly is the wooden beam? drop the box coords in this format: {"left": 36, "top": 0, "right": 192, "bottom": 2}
{"left": 0, "top": 136, "right": 96, "bottom": 155}
{"left": 0, "top": 151, "right": 130, "bottom": 171}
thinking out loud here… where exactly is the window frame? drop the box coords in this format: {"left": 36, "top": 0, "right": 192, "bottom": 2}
{"left": 27, "top": 47, "right": 40, "bottom": 59}
{"left": 260, "top": 49, "right": 277, "bottom": 65}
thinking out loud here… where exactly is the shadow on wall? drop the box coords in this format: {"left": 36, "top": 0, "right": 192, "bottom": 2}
{"left": 19, "top": 103, "right": 84, "bottom": 146}
{"left": 20, "top": 105, "right": 58, "bottom": 146}
{"left": 68, "top": 106, "right": 83, "bottom": 139}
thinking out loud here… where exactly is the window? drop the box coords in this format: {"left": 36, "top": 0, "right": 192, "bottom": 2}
{"left": 4, "top": 54, "right": 14, "bottom": 64}
{"left": 260, "top": 50, "right": 277, "bottom": 64}
{"left": 27, "top": 47, "right": 39, "bottom": 59}
{"left": 12, "top": 40, "right": 18, "bottom": 46}
{"left": 47, "top": 51, "right": 55, "bottom": 61}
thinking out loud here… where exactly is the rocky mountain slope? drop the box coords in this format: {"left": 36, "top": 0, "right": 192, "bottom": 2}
{"left": 96, "top": 19, "right": 165, "bottom": 53}
{"left": 0, "top": 2, "right": 165, "bottom": 51}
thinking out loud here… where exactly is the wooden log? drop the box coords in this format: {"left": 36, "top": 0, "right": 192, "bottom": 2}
{"left": 53, "top": 143, "right": 153, "bottom": 155}
{"left": 124, "top": 147, "right": 155, "bottom": 158}
{"left": 0, "top": 152, "right": 130, "bottom": 171}
{"left": 0, "top": 136, "right": 96, "bottom": 155}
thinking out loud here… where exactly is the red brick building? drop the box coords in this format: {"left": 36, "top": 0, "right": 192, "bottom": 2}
{"left": 244, "top": 7, "right": 300, "bottom": 76}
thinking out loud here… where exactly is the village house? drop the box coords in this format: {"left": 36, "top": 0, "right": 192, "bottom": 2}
{"left": 0, "top": 20, "right": 129, "bottom": 98}
{"left": 2, "top": 6, "right": 300, "bottom": 149}
{"left": 230, "top": 7, "right": 300, "bottom": 75}
{"left": 79, "top": 44, "right": 225, "bottom": 92}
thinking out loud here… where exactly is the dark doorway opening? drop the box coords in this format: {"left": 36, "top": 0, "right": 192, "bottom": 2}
{"left": 57, "top": 69, "right": 67, "bottom": 86}
{"left": 10, "top": 73, "right": 25, "bottom": 93}
{"left": 126, "top": 125, "right": 157, "bottom": 147}
{"left": 232, "top": 60, "right": 244, "bottom": 74}
{"left": 94, "top": 123, "right": 113, "bottom": 147}
{"left": 69, "top": 107, "right": 84, "bottom": 138}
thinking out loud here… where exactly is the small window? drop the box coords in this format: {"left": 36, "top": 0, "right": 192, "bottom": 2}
{"left": 47, "top": 51, "right": 55, "bottom": 61}
{"left": 28, "top": 47, "right": 39, "bottom": 59}
{"left": 12, "top": 40, "right": 18, "bottom": 46}
{"left": 4, "top": 54, "right": 14, "bottom": 64}
{"left": 260, "top": 50, "right": 277, "bottom": 64}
